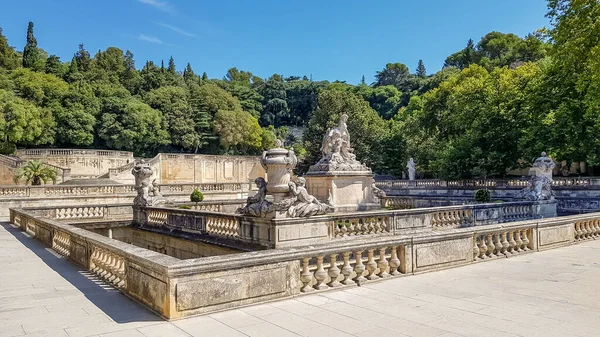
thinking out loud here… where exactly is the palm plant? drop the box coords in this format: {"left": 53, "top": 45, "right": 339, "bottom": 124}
{"left": 13, "top": 160, "right": 57, "bottom": 185}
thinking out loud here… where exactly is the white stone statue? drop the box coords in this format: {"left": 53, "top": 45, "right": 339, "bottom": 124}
{"left": 286, "top": 177, "right": 333, "bottom": 217}
{"left": 236, "top": 177, "right": 273, "bottom": 217}
{"left": 407, "top": 158, "right": 416, "bottom": 181}
{"left": 519, "top": 152, "right": 555, "bottom": 201}
{"left": 309, "top": 113, "right": 370, "bottom": 172}
{"left": 132, "top": 160, "right": 165, "bottom": 206}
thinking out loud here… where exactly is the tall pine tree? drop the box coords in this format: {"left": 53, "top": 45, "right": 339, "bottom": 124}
{"left": 167, "top": 56, "right": 176, "bottom": 74}
{"left": 183, "top": 62, "right": 195, "bottom": 83}
{"left": 416, "top": 59, "right": 426, "bottom": 78}
{"left": 22, "top": 21, "right": 41, "bottom": 69}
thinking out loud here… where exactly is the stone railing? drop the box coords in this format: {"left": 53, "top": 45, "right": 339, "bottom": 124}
{"left": 0, "top": 154, "right": 21, "bottom": 168}
{"left": 299, "top": 243, "right": 409, "bottom": 292}
{"left": 0, "top": 182, "right": 247, "bottom": 199}
{"left": 24, "top": 204, "right": 132, "bottom": 222}
{"left": 9, "top": 206, "right": 600, "bottom": 319}
{"left": 1, "top": 154, "right": 72, "bottom": 183}
{"left": 472, "top": 224, "right": 535, "bottom": 260}
{"left": 10, "top": 209, "right": 175, "bottom": 315}
{"left": 376, "top": 177, "right": 599, "bottom": 189}
{"left": 17, "top": 148, "right": 133, "bottom": 158}
{"left": 139, "top": 199, "right": 556, "bottom": 248}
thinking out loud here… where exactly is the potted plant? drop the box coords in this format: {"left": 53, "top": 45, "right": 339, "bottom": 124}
{"left": 190, "top": 188, "right": 204, "bottom": 206}
{"left": 475, "top": 189, "right": 491, "bottom": 203}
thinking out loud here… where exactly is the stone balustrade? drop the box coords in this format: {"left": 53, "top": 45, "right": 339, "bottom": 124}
{"left": 376, "top": 177, "right": 598, "bottom": 189}
{"left": 431, "top": 209, "right": 473, "bottom": 229}
{"left": 472, "top": 226, "right": 534, "bottom": 260}
{"left": 17, "top": 148, "right": 133, "bottom": 158}
{"left": 138, "top": 199, "right": 556, "bottom": 248}
{"left": 574, "top": 219, "right": 600, "bottom": 241}
{"left": 332, "top": 215, "right": 391, "bottom": 237}
{"left": 0, "top": 182, "right": 247, "bottom": 199}
{"left": 8, "top": 206, "right": 600, "bottom": 319}
{"left": 300, "top": 244, "right": 409, "bottom": 292}
{"left": 90, "top": 246, "right": 127, "bottom": 289}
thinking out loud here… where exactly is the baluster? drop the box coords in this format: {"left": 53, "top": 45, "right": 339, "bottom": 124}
{"left": 507, "top": 231, "right": 517, "bottom": 254}
{"left": 514, "top": 230, "right": 523, "bottom": 252}
{"left": 585, "top": 221, "right": 592, "bottom": 239}
{"left": 493, "top": 233, "right": 503, "bottom": 256}
{"left": 353, "top": 250, "right": 366, "bottom": 284}
{"left": 340, "top": 252, "right": 353, "bottom": 285}
{"left": 486, "top": 234, "right": 495, "bottom": 258}
{"left": 575, "top": 222, "right": 583, "bottom": 240}
{"left": 327, "top": 254, "right": 341, "bottom": 287}
{"left": 473, "top": 237, "right": 481, "bottom": 260}
{"left": 521, "top": 229, "right": 530, "bottom": 251}
{"left": 300, "top": 257, "right": 314, "bottom": 292}
{"left": 313, "top": 256, "right": 328, "bottom": 290}
{"left": 366, "top": 249, "right": 379, "bottom": 280}
{"left": 377, "top": 248, "right": 390, "bottom": 278}
{"left": 389, "top": 246, "right": 400, "bottom": 276}
{"left": 347, "top": 220, "right": 356, "bottom": 236}
{"left": 479, "top": 235, "right": 488, "bottom": 259}
{"left": 501, "top": 232, "right": 510, "bottom": 257}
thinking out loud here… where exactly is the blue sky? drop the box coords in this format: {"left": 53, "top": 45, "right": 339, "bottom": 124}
{"left": 0, "top": 0, "right": 550, "bottom": 84}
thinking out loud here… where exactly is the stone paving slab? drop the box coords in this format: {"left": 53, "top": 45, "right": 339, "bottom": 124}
{"left": 1, "top": 222, "right": 600, "bottom": 337}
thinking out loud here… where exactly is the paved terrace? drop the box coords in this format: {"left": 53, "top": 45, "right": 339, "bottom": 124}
{"left": 2, "top": 222, "right": 600, "bottom": 337}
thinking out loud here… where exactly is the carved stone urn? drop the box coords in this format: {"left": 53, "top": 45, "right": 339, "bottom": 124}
{"left": 260, "top": 140, "right": 297, "bottom": 202}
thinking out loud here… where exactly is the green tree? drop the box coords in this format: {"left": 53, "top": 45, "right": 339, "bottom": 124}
{"left": 45, "top": 55, "right": 63, "bottom": 77}
{"left": 74, "top": 44, "right": 91, "bottom": 72}
{"left": 373, "top": 62, "right": 413, "bottom": 93}
{"left": 144, "top": 86, "right": 196, "bottom": 150}
{"left": 0, "top": 28, "right": 19, "bottom": 69}
{"left": 22, "top": 22, "right": 43, "bottom": 70}
{"left": 98, "top": 99, "right": 169, "bottom": 154}
{"left": 14, "top": 160, "right": 56, "bottom": 185}
{"left": 544, "top": 0, "right": 600, "bottom": 164}
{"left": 213, "top": 109, "right": 262, "bottom": 153}
{"left": 416, "top": 59, "right": 427, "bottom": 78}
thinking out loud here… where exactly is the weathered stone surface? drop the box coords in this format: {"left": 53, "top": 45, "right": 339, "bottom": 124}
{"left": 414, "top": 237, "right": 472, "bottom": 270}
{"left": 128, "top": 265, "right": 168, "bottom": 316}
{"left": 538, "top": 224, "right": 574, "bottom": 249}
{"left": 176, "top": 266, "right": 289, "bottom": 311}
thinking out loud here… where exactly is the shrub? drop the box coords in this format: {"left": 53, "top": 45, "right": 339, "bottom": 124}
{"left": 190, "top": 188, "right": 204, "bottom": 203}
{"left": 178, "top": 205, "right": 192, "bottom": 209}
{"left": 475, "top": 189, "right": 491, "bottom": 203}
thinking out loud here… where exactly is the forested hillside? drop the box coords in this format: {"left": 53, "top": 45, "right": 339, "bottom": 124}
{"left": 0, "top": 0, "right": 598, "bottom": 178}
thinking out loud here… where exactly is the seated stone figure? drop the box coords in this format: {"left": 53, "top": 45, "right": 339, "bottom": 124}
{"left": 237, "top": 177, "right": 273, "bottom": 217}
{"left": 310, "top": 113, "right": 369, "bottom": 172}
{"left": 286, "top": 177, "right": 333, "bottom": 217}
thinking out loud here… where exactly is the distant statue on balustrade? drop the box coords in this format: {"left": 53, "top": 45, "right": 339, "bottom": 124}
{"left": 236, "top": 177, "right": 273, "bottom": 217}
{"left": 286, "top": 177, "right": 333, "bottom": 217}
{"left": 132, "top": 160, "right": 165, "bottom": 206}
{"left": 309, "top": 113, "right": 370, "bottom": 172}
{"left": 407, "top": 158, "right": 416, "bottom": 181}
{"left": 519, "top": 152, "right": 555, "bottom": 201}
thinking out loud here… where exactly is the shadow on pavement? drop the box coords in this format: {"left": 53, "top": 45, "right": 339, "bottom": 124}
{"left": 0, "top": 221, "right": 163, "bottom": 324}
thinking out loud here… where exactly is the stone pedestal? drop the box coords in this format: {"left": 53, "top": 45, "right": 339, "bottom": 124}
{"left": 305, "top": 171, "right": 380, "bottom": 212}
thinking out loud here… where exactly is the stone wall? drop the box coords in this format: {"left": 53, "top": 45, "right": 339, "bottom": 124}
{"left": 158, "top": 153, "right": 265, "bottom": 184}
{"left": 16, "top": 149, "right": 133, "bottom": 179}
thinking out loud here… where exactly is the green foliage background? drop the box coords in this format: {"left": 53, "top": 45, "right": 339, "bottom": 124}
{"left": 0, "top": 1, "right": 598, "bottom": 179}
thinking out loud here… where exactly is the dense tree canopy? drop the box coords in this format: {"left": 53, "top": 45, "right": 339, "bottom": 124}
{"left": 0, "top": 0, "right": 597, "bottom": 179}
